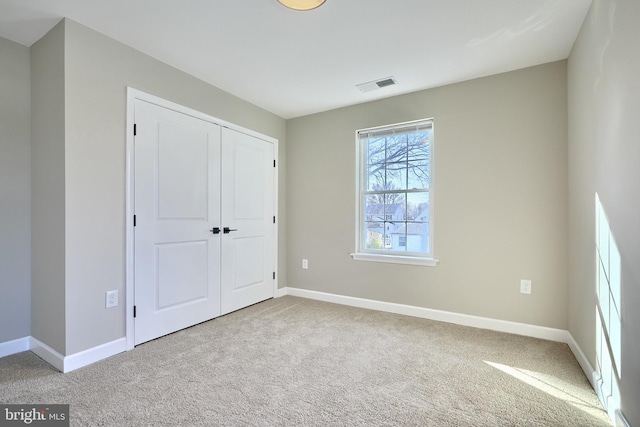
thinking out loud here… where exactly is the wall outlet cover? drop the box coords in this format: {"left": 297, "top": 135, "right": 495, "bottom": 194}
{"left": 106, "top": 290, "right": 118, "bottom": 308}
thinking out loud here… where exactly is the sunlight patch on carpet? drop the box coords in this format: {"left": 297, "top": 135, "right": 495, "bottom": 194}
{"left": 484, "top": 361, "right": 606, "bottom": 420}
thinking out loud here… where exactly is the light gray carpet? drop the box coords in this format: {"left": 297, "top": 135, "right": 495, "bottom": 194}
{"left": 0, "top": 296, "right": 610, "bottom": 426}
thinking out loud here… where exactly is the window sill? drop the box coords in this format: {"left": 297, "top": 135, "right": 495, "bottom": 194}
{"left": 350, "top": 253, "right": 439, "bottom": 267}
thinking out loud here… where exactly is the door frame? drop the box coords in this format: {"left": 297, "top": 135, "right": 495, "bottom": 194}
{"left": 125, "top": 88, "right": 279, "bottom": 350}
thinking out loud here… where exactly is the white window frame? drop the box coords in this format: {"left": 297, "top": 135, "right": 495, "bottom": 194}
{"left": 351, "top": 118, "right": 438, "bottom": 267}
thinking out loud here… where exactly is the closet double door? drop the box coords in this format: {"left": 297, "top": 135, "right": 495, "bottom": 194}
{"left": 133, "top": 99, "right": 275, "bottom": 345}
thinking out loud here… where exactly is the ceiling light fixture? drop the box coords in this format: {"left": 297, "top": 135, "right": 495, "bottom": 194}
{"left": 277, "top": 0, "right": 325, "bottom": 11}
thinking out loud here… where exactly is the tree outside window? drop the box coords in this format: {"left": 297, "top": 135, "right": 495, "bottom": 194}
{"left": 357, "top": 119, "right": 433, "bottom": 259}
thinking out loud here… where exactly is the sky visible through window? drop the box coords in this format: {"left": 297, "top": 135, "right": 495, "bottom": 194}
{"left": 361, "top": 124, "right": 432, "bottom": 254}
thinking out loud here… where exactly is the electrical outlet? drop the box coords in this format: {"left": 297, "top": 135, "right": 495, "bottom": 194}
{"left": 106, "top": 290, "right": 118, "bottom": 308}
{"left": 302, "top": 259, "right": 308, "bottom": 269}
{"left": 520, "top": 280, "right": 532, "bottom": 295}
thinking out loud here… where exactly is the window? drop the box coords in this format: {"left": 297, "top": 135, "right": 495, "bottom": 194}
{"left": 351, "top": 119, "right": 437, "bottom": 266}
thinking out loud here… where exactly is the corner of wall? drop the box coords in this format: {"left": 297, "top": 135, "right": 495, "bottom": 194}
{"left": 30, "top": 17, "right": 67, "bottom": 357}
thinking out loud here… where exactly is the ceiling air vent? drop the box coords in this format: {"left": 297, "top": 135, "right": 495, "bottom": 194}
{"left": 356, "top": 76, "right": 397, "bottom": 93}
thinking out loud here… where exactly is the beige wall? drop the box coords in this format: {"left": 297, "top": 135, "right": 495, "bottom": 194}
{"left": 568, "top": 0, "right": 640, "bottom": 424}
{"left": 0, "top": 37, "right": 31, "bottom": 343}
{"left": 30, "top": 21, "right": 67, "bottom": 354}
{"left": 27, "top": 19, "right": 287, "bottom": 355}
{"left": 287, "top": 61, "right": 569, "bottom": 329}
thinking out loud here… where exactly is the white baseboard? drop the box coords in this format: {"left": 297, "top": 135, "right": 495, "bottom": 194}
{"left": 563, "top": 332, "right": 629, "bottom": 427}
{"left": 63, "top": 338, "right": 127, "bottom": 373}
{"left": 280, "top": 287, "right": 568, "bottom": 342}
{"left": 30, "top": 337, "right": 65, "bottom": 372}
{"left": 1, "top": 336, "right": 127, "bottom": 373}
{"left": 592, "top": 369, "right": 627, "bottom": 427}
{"left": 0, "top": 336, "right": 31, "bottom": 358}
{"left": 565, "top": 332, "right": 597, "bottom": 388}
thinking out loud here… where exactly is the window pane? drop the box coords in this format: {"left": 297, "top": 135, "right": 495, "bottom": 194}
{"left": 385, "top": 193, "right": 406, "bottom": 221}
{"left": 365, "top": 195, "right": 384, "bottom": 221}
{"left": 383, "top": 193, "right": 406, "bottom": 252}
{"left": 407, "top": 131, "right": 431, "bottom": 162}
{"left": 385, "top": 134, "right": 407, "bottom": 164}
{"left": 407, "top": 192, "right": 429, "bottom": 222}
{"left": 388, "top": 223, "right": 407, "bottom": 253}
{"left": 366, "top": 137, "right": 385, "bottom": 165}
{"left": 367, "top": 164, "right": 386, "bottom": 191}
{"left": 364, "top": 222, "right": 384, "bottom": 249}
{"left": 386, "top": 162, "right": 407, "bottom": 190}
{"left": 404, "top": 222, "right": 429, "bottom": 253}
{"left": 407, "top": 160, "right": 429, "bottom": 190}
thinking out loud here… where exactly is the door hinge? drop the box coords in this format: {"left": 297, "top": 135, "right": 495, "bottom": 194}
{"left": 273, "top": 216, "right": 276, "bottom": 224}
{"left": 133, "top": 305, "right": 137, "bottom": 318}
{"left": 134, "top": 123, "right": 137, "bottom": 136}
{"left": 273, "top": 159, "right": 276, "bottom": 167}
{"left": 133, "top": 215, "right": 136, "bottom": 226}
{"left": 273, "top": 272, "right": 276, "bottom": 280}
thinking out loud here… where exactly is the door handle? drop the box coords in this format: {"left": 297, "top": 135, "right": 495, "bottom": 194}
{"left": 210, "top": 227, "right": 221, "bottom": 234}
{"left": 223, "top": 227, "right": 238, "bottom": 234}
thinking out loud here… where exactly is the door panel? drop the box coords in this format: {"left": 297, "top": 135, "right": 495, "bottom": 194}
{"left": 134, "top": 100, "right": 221, "bottom": 345}
{"left": 157, "top": 123, "right": 208, "bottom": 219}
{"left": 234, "top": 145, "right": 265, "bottom": 219}
{"left": 234, "top": 236, "right": 265, "bottom": 289}
{"left": 156, "top": 241, "right": 208, "bottom": 309}
{"left": 221, "top": 128, "right": 274, "bottom": 315}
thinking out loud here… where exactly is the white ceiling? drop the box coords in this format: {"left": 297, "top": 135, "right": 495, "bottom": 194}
{"left": 0, "top": 0, "right": 591, "bottom": 119}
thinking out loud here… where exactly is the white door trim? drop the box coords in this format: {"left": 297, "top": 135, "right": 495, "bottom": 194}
{"left": 125, "top": 88, "right": 278, "bottom": 350}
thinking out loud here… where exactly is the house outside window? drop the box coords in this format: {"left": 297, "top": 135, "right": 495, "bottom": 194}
{"left": 351, "top": 119, "right": 437, "bottom": 266}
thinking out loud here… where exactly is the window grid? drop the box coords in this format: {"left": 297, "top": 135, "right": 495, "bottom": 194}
{"left": 357, "top": 119, "right": 433, "bottom": 258}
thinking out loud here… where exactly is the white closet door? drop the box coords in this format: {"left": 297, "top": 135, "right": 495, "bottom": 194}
{"left": 134, "top": 99, "right": 221, "bottom": 345}
{"left": 220, "top": 127, "right": 275, "bottom": 315}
